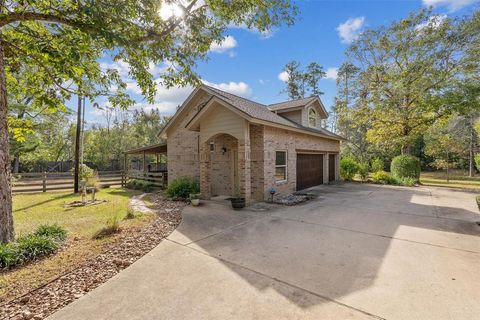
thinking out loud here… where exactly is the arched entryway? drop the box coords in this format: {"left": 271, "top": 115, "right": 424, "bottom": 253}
{"left": 200, "top": 133, "right": 240, "bottom": 198}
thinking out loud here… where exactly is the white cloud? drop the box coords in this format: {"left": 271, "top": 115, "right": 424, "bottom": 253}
{"left": 228, "top": 23, "right": 275, "bottom": 39}
{"left": 325, "top": 67, "right": 338, "bottom": 81}
{"left": 415, "top": 14, "right": 448, "bottom": 30}
{"left": 336, "top": 17, "right": 365, "bottom": 44}
{"left": 209, "top": 35, "right": 238, "bottom": 53}
{"left": 202, "top": 80, "right": 252, "bottom": 97}
{"left": 128, "top": 80, "right": 253, "bottom": 115}
{"left": 278, "top": 71, "right": 289, "bottom": 82}
{"left": 422, "top": 0, "right": 479, "bottom": 11}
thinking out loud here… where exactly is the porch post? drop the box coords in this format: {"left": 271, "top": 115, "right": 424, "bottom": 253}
{"left": 199, "top": 142, "right": 211, "bottom": 199}
{"left": 238, "top": 139, "right": 252, "bottom": 205}
{"left": 143, "top": 151, "right": 146, "bottom": 173}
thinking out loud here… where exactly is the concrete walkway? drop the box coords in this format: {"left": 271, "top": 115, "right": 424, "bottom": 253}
{"left": 49, "top": 184, "right": 480, "bottom": 320}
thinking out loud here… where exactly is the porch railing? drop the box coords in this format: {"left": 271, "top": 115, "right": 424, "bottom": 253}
{"left": 125, "top": 171, "right": 168, "bottom": 188}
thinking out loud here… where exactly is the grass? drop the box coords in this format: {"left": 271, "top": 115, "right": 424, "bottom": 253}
{"left": 0, "top": 187, "right": 153, "bottom": 302}
{"left": 420, "top": 170, "right": 480, "bottom": 190}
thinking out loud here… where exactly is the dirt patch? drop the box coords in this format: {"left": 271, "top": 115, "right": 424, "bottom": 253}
{"left": 1, "top": 197, "right": 185, "bottom": 320}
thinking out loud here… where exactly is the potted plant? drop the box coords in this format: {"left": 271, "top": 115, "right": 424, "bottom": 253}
{"left": 189, "top": 193, "right": 201, "bottom": 206}
{"left": 229, "top": 187, "right": 245, "bottom": 209}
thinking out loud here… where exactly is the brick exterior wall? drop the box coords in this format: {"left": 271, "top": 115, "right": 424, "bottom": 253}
{"left": 167, "top": 93, "right": 340, "bottom": 203}
{"left": 262, "top": 126, "right": 340, "bottom": 200}
{"left": 166, "top": 92, "right": 211, "bottom": 183}
{"left": 250, "top": 125, "right": 265, "bottom": 201}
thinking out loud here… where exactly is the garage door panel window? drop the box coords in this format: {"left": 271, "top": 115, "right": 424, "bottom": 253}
{"left": 275, "top": 151, "right": 287, "bottom": 182}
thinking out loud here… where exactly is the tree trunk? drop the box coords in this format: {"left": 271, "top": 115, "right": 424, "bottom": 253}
{"left": 74, "top": 95, "right": 82, "bottom": 193}
{"left": 469, "top": 114, "right": 475, "bottom": 177}
{"left": 0, "top": 35, "right": 14, "bottom": 243}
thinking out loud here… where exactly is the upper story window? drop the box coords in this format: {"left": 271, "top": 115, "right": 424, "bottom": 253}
{"left": 308, "top": 108, "right": 317, "bottom": 128}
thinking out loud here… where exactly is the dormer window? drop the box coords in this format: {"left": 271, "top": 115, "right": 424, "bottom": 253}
{"left": 308, "top": 108, "right": 317, "bottom": 128}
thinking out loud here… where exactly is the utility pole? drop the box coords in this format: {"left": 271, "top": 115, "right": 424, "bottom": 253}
{"left": 74, "top": 94, "right": 82, "bottom": 193}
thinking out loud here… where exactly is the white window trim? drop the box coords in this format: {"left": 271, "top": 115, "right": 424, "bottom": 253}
{"left": 275, "top": 150, "right": 288, "bottom": 184}
{"left": 308, "top": 107, "right": 317, "bottom": 128}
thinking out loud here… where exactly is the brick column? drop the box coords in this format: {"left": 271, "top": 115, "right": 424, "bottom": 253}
{"left": 335, "top": 153, "right": 340, "bottom": 181}
{"left": 323, "top": 153, "right": 329, "bottom": 184}
{"left": 199, "top": 143, "right": 211, "bottom": 199}
{"left": 238, "top": 140, "right": 252, "bottom": 205}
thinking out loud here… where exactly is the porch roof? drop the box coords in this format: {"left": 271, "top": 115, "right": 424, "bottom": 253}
{"left": 124, "top": 143, "right": 167, "bottom": 155}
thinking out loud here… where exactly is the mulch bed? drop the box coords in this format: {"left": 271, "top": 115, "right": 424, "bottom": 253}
{"left": 1, "top": 197, "right": 185, "bottom": 320}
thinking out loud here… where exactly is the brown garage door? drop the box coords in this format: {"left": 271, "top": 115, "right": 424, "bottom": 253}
{"left": 296, "top": 153, "right": 323, "bottom": 191}
{"left": 329, "top": 154, "right": 336, "bottom": 182}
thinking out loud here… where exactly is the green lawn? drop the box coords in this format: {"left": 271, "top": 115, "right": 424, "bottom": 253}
{"left": 420, "top": 171, "right": 480, "bottom": 190}
{"left": 1, "top": 187, "right": 151, "bottom": 302}
{"left": 13, "top": 188, "right": 140, "bottom": 238}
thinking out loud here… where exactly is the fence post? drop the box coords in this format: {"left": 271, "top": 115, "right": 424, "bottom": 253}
{"left": 42, "top": 172, "right": 47, "bottom": 192}
{"left": 121, "top": 171, "right": 125, "bottom": 187}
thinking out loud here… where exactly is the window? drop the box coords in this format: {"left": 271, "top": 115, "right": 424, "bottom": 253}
{"left": 308, "top": 108, "right": 317, "bottom": 128}
{"left": 275, "top": 151, "right": 287, "bottom": 182}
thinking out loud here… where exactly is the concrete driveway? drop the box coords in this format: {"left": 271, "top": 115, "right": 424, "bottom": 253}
{"left": 49, "top": 183, "right": 480, "bottom": 320}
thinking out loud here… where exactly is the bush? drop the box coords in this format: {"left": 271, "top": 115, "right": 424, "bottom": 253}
{"left": 166, "top": 176, "right": 199, "bottom": 199}
{"left": 34, "top": 224, "right": 67, "bottom": 242}
{"left": 124, "top": 206, "right": 136, "bottom": 220}
{"left": 391, "top": 155, "right": 421, "bottom": 181}
{"left": 340, "top": 157, "right": 359, "bottom": 181}
{"left": 475, "top": 154, "right": 480, "bottom": 172}
{"left": 16, "top": 235, "right": 60, "bottom": 262}
{"left": 126, "top": 179, "right": 154, "bottom": 192}
{"left": 372, "top": 171, "right": 397, "bottom": 185}
{"left": 396, "top": 176, "right": 417, "bottom": 187}
{"left": 71, "top": 164, "right": 94, "bottom": 181}
{"left": 371, "top": 158, "right": 384, "bottom": 173}
{"left": 0, "top": 244, "right": 20, "bottom": 269}
{"left": 0, "top": 224, "right": 67, "bottom": 269}
{"left": 357, "top": 162, "right": 370, "bottom": 181}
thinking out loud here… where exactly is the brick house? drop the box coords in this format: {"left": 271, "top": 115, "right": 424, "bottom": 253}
{"left": 159, "top": 84, "right": 343, "bottom": 204}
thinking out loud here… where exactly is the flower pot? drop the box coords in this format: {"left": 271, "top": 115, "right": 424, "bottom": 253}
{"left": 191, "top": 198, "right": 200, "bottom": 206}
{"left": 230, "top": 197, "right": 245, "bottom": 209}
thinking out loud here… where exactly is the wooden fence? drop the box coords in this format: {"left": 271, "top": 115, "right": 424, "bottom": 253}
{"left": 12, "top": 171, "right": 125, "bottom": 193}
{"left": 125, "top": 171, "right": 168, "bottom": 188}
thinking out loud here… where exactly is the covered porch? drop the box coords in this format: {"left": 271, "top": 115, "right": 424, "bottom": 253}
{"left": 123, "top": 143, "right": 168, "bottom": 187}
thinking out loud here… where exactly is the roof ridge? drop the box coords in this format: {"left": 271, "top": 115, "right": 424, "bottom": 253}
{"left": 202, "top": 84, "right": 267, "bottom": 107}
{"left": 268, "top": 96, "right": 317, "bottom": 106}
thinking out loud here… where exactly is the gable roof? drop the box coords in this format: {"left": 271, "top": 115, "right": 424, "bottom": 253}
{"left": 202, "top": 85, "right": 295, "bottom": 128}
{"left": 160, "top": 84, "right": 343, "bottom": 141}
{"left": 267, "top": 97, "right": 317, "bottom": 111}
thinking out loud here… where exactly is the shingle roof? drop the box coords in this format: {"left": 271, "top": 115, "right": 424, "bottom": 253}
{"left": 200, "top": 85, "right": 342, "bottom": 140}
{"left": 267, "top": 97, "right": 317, "bottom": 111}
{"left": 202, "top": 85, "right": 295, "bottom": 127}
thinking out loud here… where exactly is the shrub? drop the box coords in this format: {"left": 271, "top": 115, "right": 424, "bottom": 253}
{"left": 475, "top": 154, "right": 480, "bottom": 172}
{"left": 371, "top": 158, "right": 384, "bottom": 173}
{"left": 126, "top": 179, "right": 154, "bottom": 192}
{"left": 16, "top": 235, "right": 60, "bottom": 262}
{"left": 0, "top": 224, "right": 68, "bottom": 269}
{"left": 34, "top": 224, "right": 67, "bottom": 242}
{"left": 71, "top": 164, "right": 94, "bottom": 181}
{"left": 357, "top": 162, "right": 370, "bottom": 181}
{"left": 93, "top": 216, "right": 121, "bottom": 239}
{"left": 396, "top": 176, "right": 417, "bottom": 187}
{"left": 372, "top": 170, "right": 397, "bottom": 185}
{"left": 391, "top": 155, "right": 421, "bottom": 181}
{"left": 0, "top": 244, "right": 20, "bottom": 269}
{"left": 340, "top": 157, "right": 359, "bottom": 181}
{"left": 166, "top": 176, "right": 199, "bottom": 199}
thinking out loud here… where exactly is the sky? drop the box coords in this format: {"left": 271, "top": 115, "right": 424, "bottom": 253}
{"left": 81, "top": 0, "right": 479, "bottom": 124}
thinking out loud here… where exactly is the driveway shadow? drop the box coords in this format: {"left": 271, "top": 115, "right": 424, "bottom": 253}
{"left": 171, "top": 183, "right": 480, "bottom": 318}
